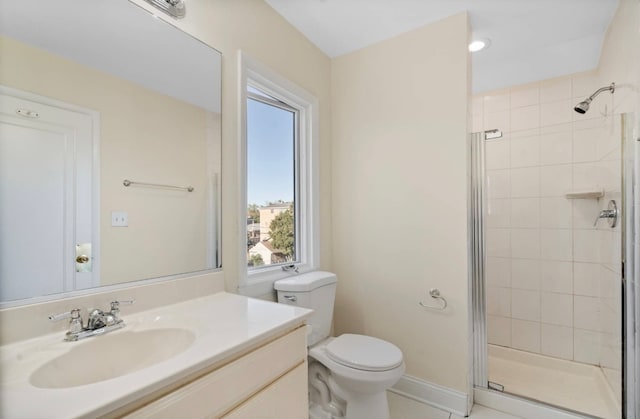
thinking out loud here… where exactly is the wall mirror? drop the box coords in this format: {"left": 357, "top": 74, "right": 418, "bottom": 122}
{"left": 0, "top": 0, "right": 222, "bottom": 306}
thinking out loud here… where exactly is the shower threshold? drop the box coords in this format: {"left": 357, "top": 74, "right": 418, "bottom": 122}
{"left": 487, "top": 345, "right": 620, "bottom": 419}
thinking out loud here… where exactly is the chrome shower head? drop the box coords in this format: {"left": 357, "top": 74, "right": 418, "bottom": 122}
{"left": 574, "top": 99, "right": 591, "bottom": 114}
{"left": 573, "top": 83, "right": 615, "bottom": 114}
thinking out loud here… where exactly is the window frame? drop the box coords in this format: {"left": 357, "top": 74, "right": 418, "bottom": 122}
{"left": 246, "top": 90, "right": 300, "bottom": 268}
{"left": 237, "top": 51, "right": 320, "bottom": 296}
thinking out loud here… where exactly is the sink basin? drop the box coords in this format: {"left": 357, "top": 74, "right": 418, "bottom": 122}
{"left": 30, "top": 328, "right": 195, "bottom": 388}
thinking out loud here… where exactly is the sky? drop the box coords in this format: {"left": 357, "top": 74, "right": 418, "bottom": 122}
{"left": 247, "top": 98, "right": 295, "bottom": 206}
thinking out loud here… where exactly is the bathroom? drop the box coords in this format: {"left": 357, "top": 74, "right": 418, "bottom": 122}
{"left": 0, "top": 0, "right": 638, "bottom": 418}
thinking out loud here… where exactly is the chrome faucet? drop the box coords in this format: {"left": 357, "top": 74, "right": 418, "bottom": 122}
{"left": 49, "top": 300, "right": 135, "bottom": 341}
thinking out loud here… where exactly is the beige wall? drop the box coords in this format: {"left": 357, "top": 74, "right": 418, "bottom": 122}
{"left": 130, "top": 0, "right": 334, "bottom": 291}
{"left": 0, "top": 36, "right": 214, "bottom": 286}
{"left": 331, "top": 13, "right": 470, "bottom": 392}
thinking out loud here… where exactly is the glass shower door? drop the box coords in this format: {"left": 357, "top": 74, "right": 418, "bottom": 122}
{"left": 471, "top": 112, "right": 632, "bottom": 418}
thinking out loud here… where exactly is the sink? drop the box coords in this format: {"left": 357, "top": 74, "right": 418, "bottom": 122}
{"left": 30, "top": 328, "right": 195, "bottom": 388}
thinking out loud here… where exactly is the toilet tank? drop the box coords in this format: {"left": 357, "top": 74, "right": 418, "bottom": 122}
{"left": 274, "top": 271, "right": 337, "bottom": 346}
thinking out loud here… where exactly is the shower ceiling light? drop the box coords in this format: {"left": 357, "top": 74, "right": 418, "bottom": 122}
{"left": 469, "top": 39, "right": 491, "bottom": 53}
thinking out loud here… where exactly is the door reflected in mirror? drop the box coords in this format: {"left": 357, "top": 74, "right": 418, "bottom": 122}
{"left": 0, "top": 0, "right": 222, "bottom": 305}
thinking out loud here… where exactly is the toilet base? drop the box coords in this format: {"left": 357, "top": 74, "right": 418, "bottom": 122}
{"left": 327, "top": 378, "right": 391, "bottom": 419}
{"left": 309, "top": 393, "right": 390, "bottom": 419}
{"left": 340, "top": 392, "right": 390, "bottom": 419}
{"left": 309, "top": 402, "right": 337, "bottom": 419}
{"left": 308, "top": 355, "right": 394, "bottom": 419}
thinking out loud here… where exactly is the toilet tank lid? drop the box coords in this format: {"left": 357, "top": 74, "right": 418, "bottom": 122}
{"left": 274, "top": 271, "right": 337, "bottom": 292}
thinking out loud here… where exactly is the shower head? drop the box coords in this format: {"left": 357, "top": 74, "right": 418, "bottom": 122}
{"left": 573, "top": 83, "right": 615, "bottom": 114}
{"left": 574, "top": 99, "right": 591, "bottom": 114}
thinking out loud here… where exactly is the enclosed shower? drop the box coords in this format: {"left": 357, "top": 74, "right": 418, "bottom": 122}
{"left": 470, "top": 77, "right": 636, "bottom": 419}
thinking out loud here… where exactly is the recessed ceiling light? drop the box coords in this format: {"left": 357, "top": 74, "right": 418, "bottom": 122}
{"left": 469, "top": 39, "right": 491, "bottom": 52}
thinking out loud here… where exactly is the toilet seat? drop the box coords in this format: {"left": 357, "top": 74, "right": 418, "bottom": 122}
{"left": 325, "top": 334, "right": 403, "bottom": 372}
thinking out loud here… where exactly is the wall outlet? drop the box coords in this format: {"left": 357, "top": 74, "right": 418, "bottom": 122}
{"left": 111, "top": 211, "right": 128, "bottom": 227}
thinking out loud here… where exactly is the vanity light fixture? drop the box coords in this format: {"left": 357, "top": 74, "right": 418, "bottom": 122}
{"left": 469, "top": 38, "right": 491, "bottom": 52}
{"left": 142, "top": 0, "right": 185, "bottom": 19}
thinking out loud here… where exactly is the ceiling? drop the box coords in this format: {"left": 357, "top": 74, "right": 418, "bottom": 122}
{"left": 265, "top": 0, "right": 620, "bottom": 93}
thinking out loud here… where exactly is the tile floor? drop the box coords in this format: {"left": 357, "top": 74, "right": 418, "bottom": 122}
{"left": 388, "top": 391, "right": 522, "bottom": 419}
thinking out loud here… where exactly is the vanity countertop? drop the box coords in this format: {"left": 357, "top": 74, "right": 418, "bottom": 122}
{"left": 0, "top": 292, "right": 311, "bottom": 418}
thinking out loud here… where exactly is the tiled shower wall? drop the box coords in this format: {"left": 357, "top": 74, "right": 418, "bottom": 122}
{"left": 473, "top": 73, "right": 622, "bottom": 382}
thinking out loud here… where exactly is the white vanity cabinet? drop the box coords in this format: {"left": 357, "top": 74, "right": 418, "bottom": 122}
{"left": 0, "top": 293, "right": 312, "bottom": 419}
{"left": 120, "top": 326, "right": 308, "bottom": 419}
{"left": 223, "top": 363, "right": 307, "bottom": 418}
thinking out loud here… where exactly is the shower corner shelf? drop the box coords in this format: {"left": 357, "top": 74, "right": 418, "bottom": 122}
{"left": 565, "top": 188, "right": 605, "bottom": 199}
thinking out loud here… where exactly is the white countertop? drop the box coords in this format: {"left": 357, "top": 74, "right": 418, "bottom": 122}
{"left": 0, "top": 292, "right": 311, "bottom": 418}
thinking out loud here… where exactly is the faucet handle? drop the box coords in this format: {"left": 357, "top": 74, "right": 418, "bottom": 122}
{"left": 110, "top": 299, "right": 135, "bottom": 310}
{"left": 48, "top": 308, "right": 82, "bottom": 322}
{"left": 114, "top": 299, "right": 135, "bottom": 305}
{"left": 593, "top": 200, "right": 619, "bottom": 228}
{"left": 49, "top": 308, "right": 84, "bottom": 334}
{"left": 593, "top": 210, "right": 605, "bottom": 227}
{"left": 109, "top": 299, "right": 135, "bottom": 322}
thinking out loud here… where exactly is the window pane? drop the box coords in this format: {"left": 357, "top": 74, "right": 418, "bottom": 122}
{"left": 246, "top": 94, "right": 297, "bottom": 269}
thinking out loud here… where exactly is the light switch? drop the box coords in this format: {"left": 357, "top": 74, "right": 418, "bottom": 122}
{"left": 111, "top": 211, "right": 128, "bottom": 227}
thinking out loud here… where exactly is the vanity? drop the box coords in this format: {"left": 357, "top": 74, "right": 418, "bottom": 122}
{"left": 0, "top": 292, "right": 312, "bottom": 418}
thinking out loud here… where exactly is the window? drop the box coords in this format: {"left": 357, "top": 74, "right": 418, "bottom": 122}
{"left": 246, "top": 88, "right": 298, "bottom": 267}
{"left": 238, "top": 52, "right": 319, "bottom": 295}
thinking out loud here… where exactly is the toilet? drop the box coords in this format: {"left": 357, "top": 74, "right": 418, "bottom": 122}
{"left": 275, "top": 271, "right": 405, "bottom": 419}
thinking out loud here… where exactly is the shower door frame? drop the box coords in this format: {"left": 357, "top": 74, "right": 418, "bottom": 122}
{"left": 622, "top": 113, "right": 638, "bottom": 419}
{"left": 469, "top": 131, "right": 487, "bottom": 390}
{"left": 469, "top": 117, "right": 639, "bottom": 418}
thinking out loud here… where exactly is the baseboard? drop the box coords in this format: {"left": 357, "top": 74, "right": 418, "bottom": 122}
{"left": 389, "top": 375, "right": 469, "bottom": 417}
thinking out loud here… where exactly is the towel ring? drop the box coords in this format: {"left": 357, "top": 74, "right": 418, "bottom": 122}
{"left": 419, "top": 288, "right": 447, "bottom": 310}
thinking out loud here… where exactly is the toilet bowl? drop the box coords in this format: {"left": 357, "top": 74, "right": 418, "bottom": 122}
{"left": 309, "top": 335, "right": 405, "bottom": 419}
{"left": 275, "top": 272, "right": 405, "bottom": 419}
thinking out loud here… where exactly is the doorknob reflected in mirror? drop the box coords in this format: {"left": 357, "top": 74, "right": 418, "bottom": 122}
{"left": 75, "top": 243, "right": 92, "bottom": 273}
{"left": 76, "top": 255, "right": 89, "bottom": 263}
